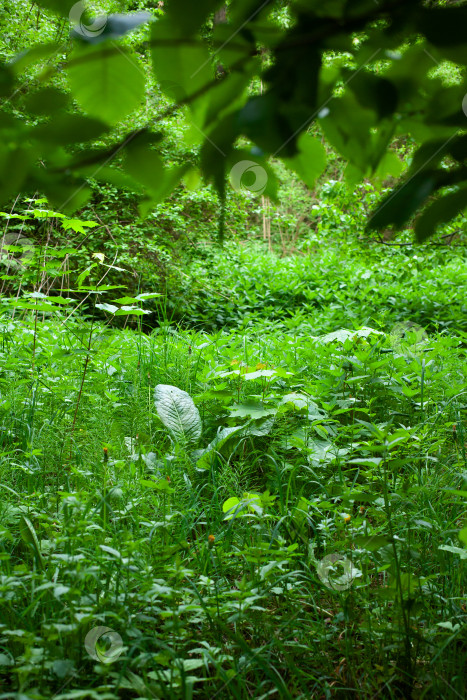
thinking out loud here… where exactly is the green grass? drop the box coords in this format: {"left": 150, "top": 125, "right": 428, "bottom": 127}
{"left": 0, "top": 246, "right": 466, "bottom": 699}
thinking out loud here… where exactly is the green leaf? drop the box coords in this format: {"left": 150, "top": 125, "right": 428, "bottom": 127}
{"left": 368, "top": 171, "right": 441, "bottom": 231}
{"left": 151, "top": 19, "right": 213, "bottom": 120}
{"left": 67, "top": 45, "right": 145, "bottom": 125}
{"left": 114, "top": 306, "right": 151, "bottom": 316}
{"left": 439, "top": 544, "right": 467, "bottom": 560}
{"left": 61, "top": 219, "right": 99, "bottom": 233}
{"left": 459, "top": 527, "right": 467, "bottom": 547}
{"left": 32, "top": 115, "right": 108, "bottom": 146}
{"left": 166, "top": 0, "right": 222, "bottom": 35}
{"left": 374, "top": 151, "right": 404, "bottom": 180}
{"left": 415, "top": 187, "right": 467, "bottom": 243}
{"left": 10, "top": 42, "right": 62, "bottom": 74}
{"left": 19, "top": 516, "right": 43, "bottom": 569}
{"left": 229, "top": 402, "right": 276, "bottom": 419}
{"left": 96, "top": 303, "right": 118, "bottom": 314}
{"left": 113, "top": 297, "right": 140, "bottom": 305}
{"left": 283, "top": 133, "right": 327, "bottom": 190}
{"left": 141, "top": 478, "right": 174, "bottom": 493}
{"left": 222, "top": 496, "right": 240, "bottom": 514}
{"left": 25, "top": 88, "right": 69, "bottom": 116}
{"left": 125, "top": 135, "right": 164, "bottom": 195}
{"left": 154, "top": 384, "right": 202, "bottom": 445}
{"left": 354, "top": 535, "right": 391, "bottom": 552}
{"left": 34, "top": 0, "right": 76, "bottom": 17}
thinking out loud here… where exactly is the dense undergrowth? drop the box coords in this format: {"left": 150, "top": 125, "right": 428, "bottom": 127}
{"left": 0, "top": 234, "right": 466, "bottom": 699}
{"left": 0, "top": 2, "right": 466, "bottom": 698}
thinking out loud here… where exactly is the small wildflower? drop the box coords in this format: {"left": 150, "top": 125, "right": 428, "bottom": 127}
{"left": 344, "top": 515, "right": 351, "bottom": 524}
{"left": 359, "top": 506, "right": 365, "bottom": 515}
{"left": 230, "top": 359, "right": 239, "bottom": 366}
{"left": 256, "top": 362, "right": 267, "bottom": 370}
{"left": 103, "top": 447, "right": 108, "bottom": 463}
{"left": 166, "top": 475, "right": 171, "bottom": 482}
{"left": 208, "top": 534, "right": 215, "bottom": 546}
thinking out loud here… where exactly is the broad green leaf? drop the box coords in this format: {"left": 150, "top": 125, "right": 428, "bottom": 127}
{"left": 154, "top": 384, "right": 202, "bottom": 445}
{"left": 25, "top": 88, "right": 69, "bottom": 116}
{"left": 415, "top": 187, "right": 467, "bottom": 242}
{"left": 166, "top": 0, "right": 222, "bottom": 35}
{"left": 151, "top": 19, "right": 213, "bottom": 122}
{"left": 229, "top": 402, "right": 276, "bottom": 419}
{"left": 374, "top": 151, "right": 404, "bottom": 180}
{"left": 283, "top": 133, "right": 327, "bottom": 189}
{"left": 114, "top": 307, "right": 152, "bottom": 316}
{"left": 368, "top": 170, "right": 442, "bottom": 231}
{"left": 10, "top": 42, "right": 62, "bottom": 74}
{"left": 222, "top": 496, "right": 240, "bottom": 514}
{"left": 439, "top": 544, "right": 467, "bottom": 560}
{"left": 67, "top": 45, "right": 145, "bottom": 125}
{"left": 96, "top": 303, "right": 118, "bottom": 314}
{"left": 32, "top": 115, "right": 108, "bottom": 146}
{"left": 354, "top": 535, "right": 391, "bottom": 552}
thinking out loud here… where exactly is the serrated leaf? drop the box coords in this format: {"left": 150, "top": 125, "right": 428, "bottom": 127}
{"left": 154, "top": 384, "right": 202, "bottom": 446}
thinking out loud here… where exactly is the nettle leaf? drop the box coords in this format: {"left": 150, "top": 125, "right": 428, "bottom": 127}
{"left": 154, "top": 384, "right": 202, "bottom": 446}
{"left": 67, "top": 45, "right": 145, "bottom": 125}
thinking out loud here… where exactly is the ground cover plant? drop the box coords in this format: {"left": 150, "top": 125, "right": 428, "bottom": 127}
{"left": 1, "top": 1, "right": 467, "bottom": 698}
{"left": 0, "top": 228, "right": 466, "bottom": 699}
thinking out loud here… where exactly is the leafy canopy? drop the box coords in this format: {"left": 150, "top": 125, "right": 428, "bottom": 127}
{"left": 1, "top": 0, "right": 467, "bottom": 241}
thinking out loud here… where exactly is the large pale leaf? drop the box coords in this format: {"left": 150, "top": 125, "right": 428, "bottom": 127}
{"left": 154, "top": 384, "right": 202, "bottom": 445}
